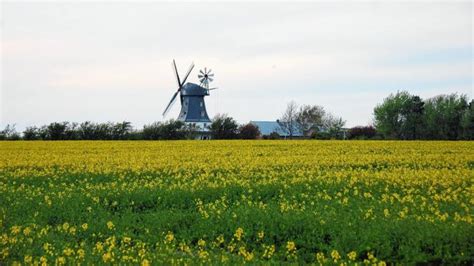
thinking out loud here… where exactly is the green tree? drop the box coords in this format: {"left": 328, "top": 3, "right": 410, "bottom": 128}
{"left": 349, "top": 126, "right": 376, "bottom": 140}
{"left": 323, "top": 113, "right": 346, "bottom": 139}
{"left": 183, "top": 123, "right": 200, "bottom": 140}
{"left": 0, "top": 124, "right": 20, "bottom": 140}
{"left": 79, "top": 121, "right": 96, "bottom": 140}
{"left": 142, "top": 122, "right": 162, "bottom": 140}
{"left": 278, "top": 101, "right": 299, "bottom": 139}
{"left": 47, "top": 122, "right": 69, "bottom": 140}
{"left": 112, "top": 121, "right": 133, "bottom": 140}
{"left": 460, "top": 100, "right": 474, "bottom": 140}
{"left": 210, "top": 114, "right": 238, "bottom": 139}
{"left": 160, "top": 120, "right": 185, "bottom": 140}
{"left": 399, "top": 95, "right": 425, "bottom": 140}
{"left": 295, "top": 104, "right": 325, "bottom": 137}
{"left": 423, "top": 94, "right": 469, "bottom": 140}
{"left": 23, "top": 126, "right": 40, "bottom": 140}
{"left": 374, "top": 91, "right": 415, "bottom": 139}
{"left": 238, "top": 123, "right": 261, "bottom": 139}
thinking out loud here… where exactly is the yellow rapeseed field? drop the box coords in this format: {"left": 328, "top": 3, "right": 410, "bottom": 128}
{"left": 0, "top": 140, "right": 473, "bottom": 264}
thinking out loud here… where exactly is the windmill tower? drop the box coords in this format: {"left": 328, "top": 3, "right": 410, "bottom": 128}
{"left": 162, "top": 60, "right": 217, "bottom": 139}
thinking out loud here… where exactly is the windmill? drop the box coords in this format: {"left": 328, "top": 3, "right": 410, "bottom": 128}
{"left": 163, "top": 60, "right": 216, "bottom": 128}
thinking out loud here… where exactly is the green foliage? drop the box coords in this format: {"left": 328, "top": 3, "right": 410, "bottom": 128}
{"left": 374, "top": 91, "right": 413, "bottom": 139}
{"left": 263, "top": 132, "right": 280, "bottom": 140}
{"left": 296, "top": 104, "right": 325, "bottom": 136}
{"left": 210, "top": 114, "right": 238, "bottom": 139}
{"left": 349, "top": 126, "right": 377, "bottom": 140}
{"left": 23, "top": 127, "right": 41, "bottom": 140}
{"left": 323, "top": 114, "right": 346, "bottom": 139}
{"left": 0, "top": 141, "right": 472, "bottom": 264}
{"left": 374, "top": 92, "right": 472, "bottom": 140}
{"left": 460, "top": 100, "right": 474, "bottom": 140}
{"left": 423, "top": 94, "right": 469, "bottom": 140}
{"left": 142, "top": 120, "right": 186, "bottom": 140}
{"left": 0, "top": 124, "right": 20, "bottom": 140}
{"left": 238, "top": 123, "right": 261, "bottom": 139}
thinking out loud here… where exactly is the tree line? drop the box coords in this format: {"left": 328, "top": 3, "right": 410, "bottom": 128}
{"left": 276, "top": 92, "right": 473, "bottom": 140}
{"left": 1, "top": 91, "right": 472, "bottom": 140}
{"left": 277, "top": 101, "right": 347, "bottom": 139}
{"left": 373, "top": 91, "right": 473, "bottom": 140}
{"left": 0, "top": 118, "right": 261, "bottom": 141}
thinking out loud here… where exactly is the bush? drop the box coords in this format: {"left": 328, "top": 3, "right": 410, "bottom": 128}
{"left": 142, "top": 120, "right": 187, "bottom": 140}
{"left": 311, "top": 131, "right": 331, "bottom": 140}
{"left": 238, "top": 123, "right": 261, "bottom": 139}
{"left": 349, "top": 126, "right": 377, "bottom": 140}
{"left": 0, "top": 124, "right": 20, "bottom": 140}
{"left": 268, "top": 132, "right": 280, "bottom": 140}
{"left": 210, "top": 114, "right": 238, "bottom": 139}
{"left": 23, "top": 127, "right": 40, "bottom": 140}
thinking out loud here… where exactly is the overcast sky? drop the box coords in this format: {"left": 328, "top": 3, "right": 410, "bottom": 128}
{"left": 1, "top": 1, "right": 473, "bottom": 131}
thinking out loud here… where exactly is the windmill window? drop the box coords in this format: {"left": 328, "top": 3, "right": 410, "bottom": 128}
{"left": 200, "top": 102, "right": 203, "bottom": 107}
{"left": 201, "top": 111, "right": 205, "bottom": 117}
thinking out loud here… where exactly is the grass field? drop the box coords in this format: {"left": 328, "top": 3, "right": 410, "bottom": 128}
{"left": 0, "top": 140, "right": 473, "bottom": 264}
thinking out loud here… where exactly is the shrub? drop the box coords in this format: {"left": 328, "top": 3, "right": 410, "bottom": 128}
{"left": 210, "top": 114, "right": 238, "bottom": 139}
{"left": 238, "top": 123, "right": 261, "bottom": 139}
{"left": 349, "top": 126, "right": 377, "bottom": 140}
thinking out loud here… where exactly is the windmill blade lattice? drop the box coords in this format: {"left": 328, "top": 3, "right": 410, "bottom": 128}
{"left": 163, "top": 59, "right": 194, "bottom": 117}
{"left": 198, "top": 68, "right": 214, "bottom": 89}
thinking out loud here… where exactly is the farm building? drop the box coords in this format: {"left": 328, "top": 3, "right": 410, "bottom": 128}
{"left": 250, "top": 121, "right": 304, "bottom": 138}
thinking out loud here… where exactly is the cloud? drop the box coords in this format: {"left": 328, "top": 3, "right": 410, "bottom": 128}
{"left": 1, "top": 2, "right": 472, "bottom": 130}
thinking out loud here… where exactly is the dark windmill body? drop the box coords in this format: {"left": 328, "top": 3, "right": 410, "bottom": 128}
{"left": 177, "top": 83, "right": 211, "bottom": 123}
{"left": 163, "top": 60, "right": 217, "bottom": 139}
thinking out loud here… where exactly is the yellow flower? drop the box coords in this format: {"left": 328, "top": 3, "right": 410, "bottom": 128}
{"left": 11, "top": 226, "right": 21, "bottom": 235}
{"left": 24, "top": 255, "right": 33, "bottom": 263}
{"left": 102, "top": 252, "right": 112, "bottom": 262}
{"left": 23, "top": 227, "right": 31, "bottom": 236}
{"left": 234, "top": 227, "right": 244, "bottom": 241}
{"left": 198, "top": 250, "right": 209, "bottom": 260}
{"left": 141, "top": 259, "right": 150, "bottom": 266}
{"left": 262, "top": 244, "right": 275, "bottom": 259}
{"left": 63, "top": 247, "right": 74, "bottom": 256}
{"left": 258, "top": 231, "right": 264, "bottom": 239}
{"left": 165, "top": 231, "right": 174, "bottom": 243}
{"left": 81, "top": 223, "right": 88, "bottom": 231}
{"left": 368, "top": 251, "right": 375, "bottom": 261}
{"left": 77, "top": 249, "right": 85, "bottom": 259}
{"left": 107, "top": 221, "right": 114, "bottom": 230}
{"left": 347, "top": 251, "right": 357, "bottom": 261}
{"left": 331, "top": 250, "right": 341, "bottom": 262}
{"left": 123, "top": 236, "right": 131, "bottom": 244}
{"left": 43, "top": 243, "right": 51, "bottom": 251}
{"left": 96, "top": 242, "right": 104, "bottom": 252}
{"left": 316, "top": 252, "right": 326, "bottom": 263}
{"left": 62, "top": 222, "right": 70, "bottom": 231}
{"left": 40, "top": 256, "right": 47, "bottom": 265}
{"left": 286, "top": 241, "right": 297, "bottom": 259}
{"left": 56, "top": 256, "right": 66, "bottom": 265}
{"left": 179, "top": 242, "right": 191, "bottom": 253}
{"left": 245, "top": 251, "right": 254, "bottom": 261}
{"left": 198, "top": 239, "right": 206, "bottom": 247}
{"left": 286, "top": 241, "right": 296, "bottom": 252}
{"left": 216, "top": 234, "right": 225, "bottom": 245}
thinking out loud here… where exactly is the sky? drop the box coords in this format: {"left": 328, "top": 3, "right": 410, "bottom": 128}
{"left": 1, "top": 1, "right": 473, "bottom": 131}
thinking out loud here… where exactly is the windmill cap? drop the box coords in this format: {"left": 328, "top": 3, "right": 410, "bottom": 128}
{"left": 181, "top": 83, "right": 209, "bottom": 96}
